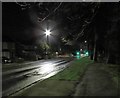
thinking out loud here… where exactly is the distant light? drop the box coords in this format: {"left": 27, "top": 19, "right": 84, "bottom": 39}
{"left": 76, "top": 51, "right": 81, "bottom": 59}
{"left": 80, "top": 49, "right": 82, "bottom": 51}
{"left": 85, "top": 51, "right": 89, "bottom": 56}
{"left": 85, "top": 41, "right": 87, "bottom": 43}
{"left": 56, "top": 52, "right": 58, "bottom": 55}
{"left": 76, "top": 55, "right": 80, "bottom": 59}
{"left": 86, "top": 51, "right": 88, "bottom": 55}
{"left": 60, "top": 48, "right": 61, "bottom": 51}
{"left": 76, "top": 52, "right": 80, "bottom": 55}
{"left": 45, "top": 29, "right": 51, "bottom": 36}
{"left": 81, "top": 54, "right": 84, "bottom": 57}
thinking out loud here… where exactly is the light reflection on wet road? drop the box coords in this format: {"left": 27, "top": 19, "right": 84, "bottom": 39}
{"left": 2, "top": 58, "right": 73, "bottom": 96}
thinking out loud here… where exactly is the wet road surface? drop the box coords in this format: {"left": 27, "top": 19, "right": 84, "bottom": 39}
{"left": 2, "top": 58, "right": 73, "bottom": 96}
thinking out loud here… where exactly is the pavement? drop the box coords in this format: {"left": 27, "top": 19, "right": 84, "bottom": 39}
{"left": 74, "top": 63, "right": 118, "bottom": 96}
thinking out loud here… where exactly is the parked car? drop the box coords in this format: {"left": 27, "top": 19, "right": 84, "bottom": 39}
{"left": 2, "top": 57, "right": 12, "bottom": 63}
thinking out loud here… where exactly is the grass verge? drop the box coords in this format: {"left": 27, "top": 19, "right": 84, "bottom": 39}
{"left": 50, "top": 57, "right": 93, "bottom": 81}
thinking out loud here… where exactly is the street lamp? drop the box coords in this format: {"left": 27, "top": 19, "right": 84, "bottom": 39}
{"left": 45, "top": 29, "right": 51, "bottom": 59}
{"left": 45, "top": 29, "right": 51, "bottom": 45}
{"left": 45, "top": 29, "right": 51, "bottom": 36}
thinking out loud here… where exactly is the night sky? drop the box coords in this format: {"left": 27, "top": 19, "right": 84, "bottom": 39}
{"left": 3, "top": 3, "right": 34, "bottom": 44}
{"left": 3, "top": 3, "right": 65, "bottom": 44}
{"left": 2, "top": 2, "right": 114, "bottom": 46}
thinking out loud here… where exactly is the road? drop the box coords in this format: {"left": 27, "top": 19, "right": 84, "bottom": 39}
{"left": 2, "top": 58, "right": 73, "bottom": 96}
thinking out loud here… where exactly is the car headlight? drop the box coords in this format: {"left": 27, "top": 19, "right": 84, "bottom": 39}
{"left": 5, "top": 60, "right": 7, "bottom": 62}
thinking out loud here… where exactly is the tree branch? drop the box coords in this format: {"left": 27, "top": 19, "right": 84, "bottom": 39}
{"left": 38, "top": 2, "right": 62, "bottom": 22}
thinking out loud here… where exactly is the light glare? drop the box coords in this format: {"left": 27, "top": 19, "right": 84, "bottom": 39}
{"left": 45, "top": 29, "right": 51, "bottom": 36}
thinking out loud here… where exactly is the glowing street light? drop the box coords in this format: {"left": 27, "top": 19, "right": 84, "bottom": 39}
{"left": 76, "top": 51, "right": 81, "bottom": 59}
{"left": 45, "top": 29, "right": 51, "bottom": 36}
{"left": 44, "top": 29, "right": 51, "bottom": 59}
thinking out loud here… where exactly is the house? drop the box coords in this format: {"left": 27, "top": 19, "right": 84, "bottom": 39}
{"left": 2, "top": 41, "right": 41, "bottom": 61}
{"left": 2, "top": 42, "right": 15, "bottom": 59}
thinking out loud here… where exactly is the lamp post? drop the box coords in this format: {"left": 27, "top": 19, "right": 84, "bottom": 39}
{"left": 45, "top": 29, "right": 51, "bottom": 45}
{"left": 45, "top": 29, "right": 51, "bottom": 59}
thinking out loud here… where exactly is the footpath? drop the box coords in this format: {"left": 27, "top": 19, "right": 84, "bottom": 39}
{"left": 10, "top": 57, "right": 119, "bottom": 97}
{"left": 74, "top": 63, "right": 118, "bottom": 96}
